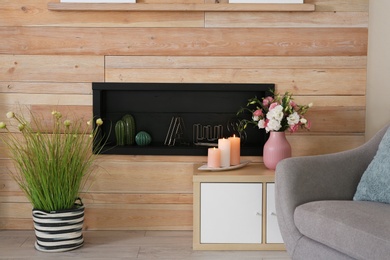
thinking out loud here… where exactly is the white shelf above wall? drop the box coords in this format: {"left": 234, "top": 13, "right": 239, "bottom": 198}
{"left": 60, "top": 0, "right": 135, "bottom": 2}
{"left": 47, "top": 2, "right": 315, "bottom": 12}
{"left": 229, "top": 0, "right": 303, "bottom": 3}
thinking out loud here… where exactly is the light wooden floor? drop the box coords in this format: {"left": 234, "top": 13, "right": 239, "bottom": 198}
{"left": 0, "top": 230, "right": 291, "bottom": 259}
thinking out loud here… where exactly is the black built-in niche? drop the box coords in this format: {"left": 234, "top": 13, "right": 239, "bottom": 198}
{"left": 93, "top": 82, "right": 274, "bottom": 156}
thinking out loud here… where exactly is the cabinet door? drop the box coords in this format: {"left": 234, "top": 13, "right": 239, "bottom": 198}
{"left": 266, "top": 183, "right": 284, "bottom": 243}
{"left": 200, "top": 183, "right": 262, "bottom": 244}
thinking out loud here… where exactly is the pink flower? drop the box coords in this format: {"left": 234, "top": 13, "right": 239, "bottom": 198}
{"left": 289, "top": 124, "right": 299, "bottom": 133}
{"left": 269, "top": 102, "right": 279, "bottom": 110}
{"left": 300, "top": 118, "right": 311, "bottom": 129}
{"left": 289, "top": 100, "right": 297, "bottom": 108}
{"left": 253, "top": 109, "right": 263, "bottom": 117}
{"left": 262, "top": 96, "right": 274, "bottom": 107}
{"left": 306, "top": 119, "right": 312, "bottom": 129}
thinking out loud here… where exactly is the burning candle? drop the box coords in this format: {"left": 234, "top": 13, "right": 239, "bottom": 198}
{"left": 229, "top": 135, "right": 241, "bottom": 166}
{"left": 218, "top": 138, "right": 231, "bottom": 167}
{"left": 207, "top": 147, "right": 221, "bottom": 168}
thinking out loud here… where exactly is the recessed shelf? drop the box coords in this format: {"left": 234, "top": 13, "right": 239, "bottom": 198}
{"left": 47, "top": 3, "right": 315, "bottom": 12}
{"left": 92, "top": 82, "right": 274, "bottom": 156}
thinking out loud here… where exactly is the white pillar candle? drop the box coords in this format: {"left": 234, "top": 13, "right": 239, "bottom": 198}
{"left": 207, "top": 147, "right": 221, "bottom": 168}
{"left": 218, "top": 138, "right": 231, "bottom": 167}
{"left": 229, "top": 135, "right": 241, "bottom": 166}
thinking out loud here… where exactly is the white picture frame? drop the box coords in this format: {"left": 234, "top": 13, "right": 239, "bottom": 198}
{"left": 229, "top": 0, "right": 303, "bottom": 3}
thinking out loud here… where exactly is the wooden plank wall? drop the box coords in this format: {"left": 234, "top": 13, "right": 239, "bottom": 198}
{"left": 0, "top": 0, "right": 368, "bottom": 230}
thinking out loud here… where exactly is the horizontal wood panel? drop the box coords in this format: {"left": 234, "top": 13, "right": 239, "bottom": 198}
{"left": 307, "top": 0, "right": 369, "bottom": 12}
{"left": 0, "top": 191, "right": 192, "bottom": 204}
{"left": 85, "top": 161, "right": 194, "bottom": 193}
{"left": 0, "top": 55, "right": 104, "bottom": 82}
{"left": 105, "top": 56, "right": 367, "bottom": 69}
{"left": 206, "top": 11, "right": 368, "bottom": 28}
{"left": 0, "top": 93, "right": 92, "bottom": 106}
{"left": 82, "top": 193, "right": 193, "bottom": 204}
{"left": 0, "top": 27, "right": 367, "bottom": 56}
{"left": 0, "top": 218, "right": 33, "bottom": 230}
{"left": 0, "top": 192, "right": 28, "bottom": 203}
{"left": 0, "top": 203, "right": 193, "bottom": 230}
{"left": 105, "top": 68, "right": 366, "bottom": 96}
{"left": 300, "top": 108, "right": 365, "bottom": 133}
{"left": 0, "top": 0, "right": 204, "bottom": 28}
{"left": 84, "top": 204, "right": 193, "bottom": 230}
{"left": 211, "top": 0, "right": 369, "bottom": 12}
{"left": 0, "top": 203, "right": 32, "bottom": 218}
{"left": 293, "top": 96, "right": 365, "bottom": 107}
{"left": 287, "top": 134, "right": 365, "bottom": 156}
{"left": 0, "top": 82, "right": 92, "bottom": 95}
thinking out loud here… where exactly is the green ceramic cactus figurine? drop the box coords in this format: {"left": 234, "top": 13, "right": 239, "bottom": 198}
{"left": 135, "top": 131, "right": 152, "bottom": 146}
{"left": 115, "top": 120, "right": 125, "bottom": 146}
{"left": 122, "top": 114, "right": 136, "bottom": 145}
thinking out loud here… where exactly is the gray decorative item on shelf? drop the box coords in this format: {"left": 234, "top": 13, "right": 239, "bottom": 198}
{"left": 164, "top": 116, "right": 189, "bottom": 146}
{"left": 193, "top": 124, "right": 223, "bottom": 146}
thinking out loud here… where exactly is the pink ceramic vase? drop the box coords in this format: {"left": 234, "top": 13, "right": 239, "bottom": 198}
{"left": 263, "top": 131, "right": 291, "bottom": 170}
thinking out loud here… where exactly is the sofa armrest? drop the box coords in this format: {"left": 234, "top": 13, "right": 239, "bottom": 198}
{"left": 275, "top": 125, "right": 388, "bottom": 255}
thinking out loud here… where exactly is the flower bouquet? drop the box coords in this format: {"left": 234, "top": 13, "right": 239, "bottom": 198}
{"left": 237, "top": 91, "right": 312, "bottom": 134}
{"left": 237, "top": 91, "right": 312, "bottom": 169}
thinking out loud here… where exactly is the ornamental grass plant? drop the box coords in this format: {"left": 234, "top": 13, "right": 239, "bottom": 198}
{"left": 0, "top": 109, "right": 105, "bottom": 212}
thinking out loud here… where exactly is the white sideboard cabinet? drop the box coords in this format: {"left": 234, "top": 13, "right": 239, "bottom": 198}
{"left": 193, "top": 163, "right": 285, "bottom": 250}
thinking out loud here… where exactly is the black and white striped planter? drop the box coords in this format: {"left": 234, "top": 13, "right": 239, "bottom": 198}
{"left": 32, "top": 205, "right": 85, "bottom": 252}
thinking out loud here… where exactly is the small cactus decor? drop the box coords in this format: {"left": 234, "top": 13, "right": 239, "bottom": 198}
{"left": 115, "top": 120, "right": 125, "bottom": 146}
{"left": 135, "top": 131, "right": 152, "bottom": 146}
{"left": 115, "top": 114, "right": 136, "bottom": 146}
{"left": 122, "top": 114, "right": 136, "bottom": 145}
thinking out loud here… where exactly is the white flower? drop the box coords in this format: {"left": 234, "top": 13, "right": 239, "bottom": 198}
{"left": 6, "top": 112, "right": 14, "bottom": 119}
{"left": 287, "top": 112, "right": 300, "bottom": 126}
{"left": 252, "top": 115, "right": 259, "bottom": 121}
{"left": 267, "top": 105, "right": 284, "bottom": 121}
{"left": 300, "top": 118, "right": 307, "bottom": 124}
{"left": 266, "top": 119, "right": 282, "bottom": 132}
{"left": 274, "top": 104, "right": 284, "bottom": 113}
{"left": 257, "top": 119, "right": 265, "bottom": 129}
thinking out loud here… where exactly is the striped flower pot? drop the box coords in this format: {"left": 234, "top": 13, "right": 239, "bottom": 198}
{"left": 32, "top": 203, "right": 85, "bottom": 252}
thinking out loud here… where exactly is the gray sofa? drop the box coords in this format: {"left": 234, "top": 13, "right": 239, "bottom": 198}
{"left": 275, "top": 125, "right": 390, "bottom": 260}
